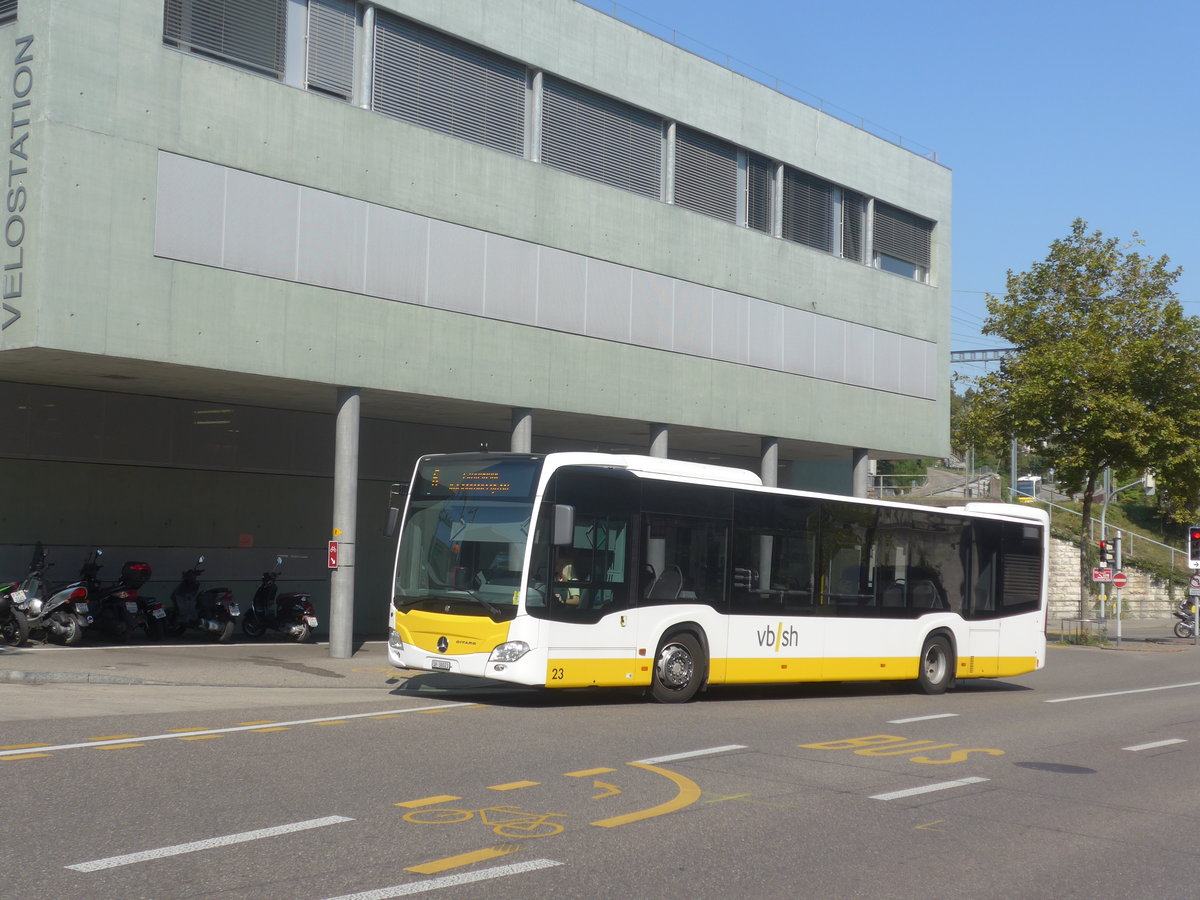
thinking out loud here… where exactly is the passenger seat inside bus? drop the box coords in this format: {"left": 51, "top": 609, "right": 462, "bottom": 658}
{"left": 647, "top": 565, "right": 683, "bottom": 601}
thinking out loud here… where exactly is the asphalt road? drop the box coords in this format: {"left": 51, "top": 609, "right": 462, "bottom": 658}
{"left": 3, "top": 632, "right": 1199, "bottom": 899}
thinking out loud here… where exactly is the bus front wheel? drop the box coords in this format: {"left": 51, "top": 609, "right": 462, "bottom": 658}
{"left": 651, "top": 632, "right": 705, "bottom": 703}
{"left": 917, "top": 634, "right": 953, "bottom": 695}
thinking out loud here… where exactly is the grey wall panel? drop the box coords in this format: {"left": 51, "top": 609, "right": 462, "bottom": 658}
{"left": 843, "top": 322, "right": 874, "bottom": 388}
{"left": 782, "top": 307, "right": 816, "bottom": 376}
{"left": 153, "top": 154, "right": 938, "bottom": 401}
{"left": 483, "top": 233, "right": 539, "bottom": 325}
{"left": 629, "top": 267, "right": 674, "bottom": 351}
{"left": 673, "top": 281, "right": 713, "bottom": 358}
{"left": 426, "top": 219, "right": 486, "bottom": 315}
{"left": 585, "top": 258, "right": 632, "bottom": 342}
{"left": 364, "top": 204, "right": 429, "bottom": 304}
{"left": 155, "top": 152, "right": 225, "bottom": 266}
{"left": 899, "top": 336, "right": 929, "bottom": 399}
{"left": 223, "top": 169, "right": 299, "bottom": 280}
{"left": 536, "top": 245, "right": 586, "bottom": 332}
{"left": 297, "top": 188, "right": 368, "bottom": 292}
{"left": 873, "top": 329, "right": 901, "bottom": 394}
{"left": 711, "top": 289, "right": 748, "bottom": 365}
{"left": 813, "top": 316, "right": 845, "bottom": 383}
{"left": 747, "top": 298, "right": 783, "bottom": 371}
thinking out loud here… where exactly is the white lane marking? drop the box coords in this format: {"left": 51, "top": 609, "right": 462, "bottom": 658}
{"left": 870, "top": 776, "right": 989, "bottom": 801}
{"left": 887, "top": 713, "right": 959, "bottom": 724}
{"left": 1123, "top": 738, "right": 1187, "bottom": 752}
{"left": 0, "top": 703, "right": 471, "bottom": 758}
{"left": 322, "top": 859, "right": 563, "bottom": 899}
{"left": 637, "top": 745, "right": 747, "bottom": 764}
{"left": 1046, "top": 681, "right": 1200, "bottom": 703}
{"left": 67, "top": 816, "right": 352, "bottom": 872}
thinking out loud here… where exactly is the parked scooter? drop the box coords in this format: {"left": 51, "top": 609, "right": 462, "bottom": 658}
{"left": 78, "top": 550, "right": 156, "bottom": 642}
{"left": 0, "top": 587, "right": 28, "bottom": 646}
{"left": 6, "top": 544, "right": 91, "bottom": 645}
{"left": 242, "top": 556, "right": 318, "bottom": 642}
{"left": 1173, "top": 598, "right": 1196, "bottom": 638}
{"left": 168, "top": 556, "right": 238, "bottom": 643}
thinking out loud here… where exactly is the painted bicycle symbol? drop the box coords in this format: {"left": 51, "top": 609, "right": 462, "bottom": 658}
{"left": 402, "top": 805, "right": 565, "bottom": 838}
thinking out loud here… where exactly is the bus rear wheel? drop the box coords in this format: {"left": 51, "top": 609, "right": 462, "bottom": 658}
{"left": 917, "top": 634, "right": 953, "bottom": 695}
{"left": 651, "top": 632, "right": 705, "bottom": 703}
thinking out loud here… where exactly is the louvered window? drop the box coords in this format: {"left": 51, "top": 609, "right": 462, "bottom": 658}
{"left": 674, "top": 126, "right": 737, "bottom": 223}
{"left": 372, "top": 13, "right": 526, "bottom": 156}
{"left": 307, "top": 0, "right": 355, "bottom": 100}
{"left": 163, "top": 0, "right": 288, "bottom": 80}
{"left": 781, "top": 167, "right": 833, "bottom": 252}
{"left": 0, "top": 1, "right": 16, "bottom": 24}
{"left": 874, "top": 202, "right": 933, "bottom": 278}
{"left": 998, "top": 528, "right": 1041, "bottom": 614}
{"left": 541, "top": 76, "right": 662, "bottom": 199}
{"left": 746, "top": 153, "right": 773, "bottom": 234}
{"left": 841, "top": 189, "right": 865, "bottom": 263}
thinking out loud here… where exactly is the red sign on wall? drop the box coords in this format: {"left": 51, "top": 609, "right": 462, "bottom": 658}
{"left": 328, "top": 541, "right": 339, "bottom": 569}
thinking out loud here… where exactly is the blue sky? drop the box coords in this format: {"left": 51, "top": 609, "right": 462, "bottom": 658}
{"left": 578, "top": 0, "right": 1198, "bottom": 374}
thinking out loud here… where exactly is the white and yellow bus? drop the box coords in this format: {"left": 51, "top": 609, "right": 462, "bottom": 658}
{"left": 387, "top": 452, "right": 1048, "bottom": 702}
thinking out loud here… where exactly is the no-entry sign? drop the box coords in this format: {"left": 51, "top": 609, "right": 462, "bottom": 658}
{"left": 1112, "top": 571, "right": 1128, "bottom": 589}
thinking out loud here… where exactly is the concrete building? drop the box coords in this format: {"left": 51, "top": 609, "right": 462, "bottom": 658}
{"left": 0, "top": 0, "right": 951, "bottom": 642}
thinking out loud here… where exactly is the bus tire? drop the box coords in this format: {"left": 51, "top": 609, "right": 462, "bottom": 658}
{"left": 651, "top": 632, "right": 705, "bottom": 703}
{"left": 917, "top": 634, "right": 953, "bottom": 695}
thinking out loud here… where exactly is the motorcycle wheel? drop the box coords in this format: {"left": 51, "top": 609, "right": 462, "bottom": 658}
{"left": 241, "top": 611, "right": 267, "bottom": 639}
{"left": 56, "top": 613, "right": 85, "bottom": 646}
{"left": 1174, "top": 621, "right": 1193, "bottom": 639}
{"left": 1, "top": 608, "right": 28, "bottom": 646}
{"left": 293, "top": 622, "right": 313, "bottom": 643}
{"left": 216, "top": 620, "right": 235, "bottom": 644}
{"left": 144, "top": 616, "right": 164, "bottom": 642}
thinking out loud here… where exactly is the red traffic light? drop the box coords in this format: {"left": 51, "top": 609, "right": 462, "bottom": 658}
{"left": 1191, "top": 529, "right": 1200, "bottom": 542}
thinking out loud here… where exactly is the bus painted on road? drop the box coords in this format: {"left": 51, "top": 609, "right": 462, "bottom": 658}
{"left": 386, "top": 452, "right": 1048, "bottom": 702}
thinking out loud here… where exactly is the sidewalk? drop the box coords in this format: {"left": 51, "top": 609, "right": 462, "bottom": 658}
{"left": 3, "top": 617, "right": 1194, "bottom": 690}
{"left": 0, "top": 638, "right": 411, "bottom": 689}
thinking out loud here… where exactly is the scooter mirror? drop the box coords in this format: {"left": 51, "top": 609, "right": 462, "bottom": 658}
{"left": 198, "top": 555, "right": 206, "bottom": 564}
{"left": 275, "top": 556, "right": 283, "bottom": 567}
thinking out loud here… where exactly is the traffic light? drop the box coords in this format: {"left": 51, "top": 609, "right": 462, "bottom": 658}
{"left": 1099, "top": 540, "right": 1114, "bottom": 565}
{"left": 1189, "top": 526, "right": 1200, "bottom": 569}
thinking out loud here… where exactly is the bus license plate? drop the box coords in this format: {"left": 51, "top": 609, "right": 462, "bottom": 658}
{"left": 431, "top": 659, "right": 452, "bottom": 671}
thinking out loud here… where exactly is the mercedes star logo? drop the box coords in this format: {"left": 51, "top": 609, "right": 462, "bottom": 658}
{"left": 437, "top": 636, "right": 449, "bottom": 654}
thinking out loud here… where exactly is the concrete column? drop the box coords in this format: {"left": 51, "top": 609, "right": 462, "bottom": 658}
{"left": 852, "top": 447, "right": 870, "bottom": 499}
{"left": 760, "top": 437, "right": 779, "bottom": 488}
{"left": 511, "top": 407, "right": 533, "bottom": 453}
{"left": 329, "top": 388, "right": 360, "bottom": 659}
{"left": 649, "top": 423, "right": 669, "bottom": 458}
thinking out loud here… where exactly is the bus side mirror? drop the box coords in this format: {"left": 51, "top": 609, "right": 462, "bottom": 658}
{"left": 385, "top": 483, "right": 407, "bottom": 536}
{"left": 553, "top": 504, "right": 575, "bottom": 546}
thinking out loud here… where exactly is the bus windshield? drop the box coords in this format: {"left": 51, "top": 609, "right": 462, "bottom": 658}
{"left": 393, "top": 455, "right": 543, "bottom": 619}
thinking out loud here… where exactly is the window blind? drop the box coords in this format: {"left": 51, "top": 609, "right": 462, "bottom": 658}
{"left": 163, "top": 0, "right": 288, "bottom": 79}
{"left": 307, "top": 0, "right": 355, "bottom": 100}
{"left": 874, "top": 202, "right": 933, "bottom": 269}
{"left": 674, "top": 126, "right": 737, "bottom": 223}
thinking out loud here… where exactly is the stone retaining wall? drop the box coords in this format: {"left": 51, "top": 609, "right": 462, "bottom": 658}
{"left": 1047, "top": 536, "right": 1178, "bottom": 620}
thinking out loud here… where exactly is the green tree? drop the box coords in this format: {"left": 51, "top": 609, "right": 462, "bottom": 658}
{"left": 958, "top": 219, "right": 1200, "bottom": 612}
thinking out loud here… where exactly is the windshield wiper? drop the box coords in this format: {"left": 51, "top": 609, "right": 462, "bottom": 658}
{"left": 394, "top": 591, "right": 506, "bottom": 618}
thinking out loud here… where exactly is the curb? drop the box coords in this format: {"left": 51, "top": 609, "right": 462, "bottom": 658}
{"left": 0, "top": 670, "right": 168, "bottom": 686}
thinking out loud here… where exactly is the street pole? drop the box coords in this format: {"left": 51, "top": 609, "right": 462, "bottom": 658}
{"left": 1114, "top": 531, "right": 1122, "bottom": 647}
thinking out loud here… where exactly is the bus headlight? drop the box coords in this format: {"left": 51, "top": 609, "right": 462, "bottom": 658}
{"left": 388, "top": 629, "right": 404, "bottom": 651}
{"left": 490, "top": 641, "right": 530, "bottom": 663}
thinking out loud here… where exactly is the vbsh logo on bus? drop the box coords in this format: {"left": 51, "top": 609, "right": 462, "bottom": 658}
{"left": 756, "top": 622, "right": 800, "bottom": 651}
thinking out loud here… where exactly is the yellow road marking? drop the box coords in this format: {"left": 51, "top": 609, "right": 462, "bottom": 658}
{"left": 395, "top": 795, "right": 462, "bottom": 809}
{"left": 591, "top": 781, "right": 620, "bottom": 799}
{"left": 590, "top": 762, "right": 700, "bottom": 829}
{"left": 237, "top": 721, "right": 276, "bottom": 726}
{"left": 701, "top": 792, "right": 753, "bottom": 804}
{"left": 95, "top": 744, "right": 144, "bottom": 751}
{"left": 488, "top": 781, "right": 539, "bottom": 791}
{"left": 565, "top": 767, "right": 616, "bottom": 777}
{"left": 0, "top": 753, "right": 51, "bottom": 761}
{"left": 167, "top": 728, "right": 211, "bottom": 734}
{"left": 369, "top": 714, "right": 401, "bottom": 719}
{"left": 406, "top": 845, "right": 522, "bottom": 874}
{"left": 178, "top": 735, "right": 223, "bottom": 741}
{"left": 0, "top": 743, "right": 51, "bottom": 750}
{"left": 313, "top": 721, "right": 349, "bottom": 726}
{"left": 87, "top": 735, "right": 137, "bottom": 741}
{"left": 251, "top": 727, "right": 290, "bottom": 733}
{"left": 916, "top": 820, "right": 948, "bottom": 832}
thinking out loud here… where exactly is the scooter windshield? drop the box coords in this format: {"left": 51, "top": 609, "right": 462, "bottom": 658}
{"left": 393, "top": 497, "right": 533, "bottom": 619}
